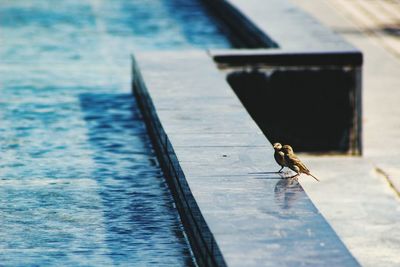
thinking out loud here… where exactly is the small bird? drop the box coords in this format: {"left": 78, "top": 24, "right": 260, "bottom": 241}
{"left": 273, "top": 142, "right": 286, "bottom": 172}
{"left": 281, "top": 145, "right": 319, "bottom": 181}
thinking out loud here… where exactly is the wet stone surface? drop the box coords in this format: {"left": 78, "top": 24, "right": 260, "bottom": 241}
{"left": 133, "top": 51, "right": 360, "bottom": 267}
{"left": 0, "top": 0, "right": 231, "bottom": 265}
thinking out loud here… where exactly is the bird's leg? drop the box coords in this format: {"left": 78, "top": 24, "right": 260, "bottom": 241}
{"left": 277, "top": 166, "right": 284, "bottom": 173}
{"left": 283, "top": 173, "right": 297, "bottom": 179}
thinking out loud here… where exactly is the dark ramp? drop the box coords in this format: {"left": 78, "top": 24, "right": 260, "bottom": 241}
{"left": 227, "top": 69, "right": 355, "bottom": 153}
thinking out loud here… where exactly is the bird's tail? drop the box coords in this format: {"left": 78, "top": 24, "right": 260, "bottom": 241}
{"left": 309, "top": 173, "right": 320, "bottom": 182}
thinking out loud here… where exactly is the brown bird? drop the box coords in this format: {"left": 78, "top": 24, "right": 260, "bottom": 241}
{"left": 273, "top": 142, "right": 286, "bottom": 172}
{"left": 281, "top": 145, "right": 319, "bottom": 181}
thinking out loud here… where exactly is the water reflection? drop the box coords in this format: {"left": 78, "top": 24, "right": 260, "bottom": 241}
{"left": 274, "top": 178, "right": 303, "bottom": 210}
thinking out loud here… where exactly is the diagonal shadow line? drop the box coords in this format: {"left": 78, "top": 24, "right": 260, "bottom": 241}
{"left": 249, "top": 171, "right": 284, "bottom": 174}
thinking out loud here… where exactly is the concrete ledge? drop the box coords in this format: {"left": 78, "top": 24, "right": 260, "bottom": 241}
{"left": 206, "top": 0, "right": 362, "bottom": 67}
{"left": 201, "top": 0, "right": 363, "bottom": 155}
{"left": 201, "top": 0, "right": 279, "bottom": 48}
{"left": 212, "top": 49, "right": 362, "bottom": 67}
{"left": 131, "top": 51, "right": 359, "bottom": 267}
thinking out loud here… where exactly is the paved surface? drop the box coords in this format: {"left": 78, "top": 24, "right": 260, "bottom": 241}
{"left": 288, "top": 1, "right": 400, "bottom": 266}
{"left": 133, "top": 51, "right": 359, "bottom": 267}
{"left": 321, "top": 0, "right": 400, "bottom": 58}
{"left": 214, "top": 0, "right": 358, "bottom": 52}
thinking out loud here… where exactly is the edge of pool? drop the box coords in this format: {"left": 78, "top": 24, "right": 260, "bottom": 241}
{"left": 130, "top": 53, "right": 226, "bottom": 267}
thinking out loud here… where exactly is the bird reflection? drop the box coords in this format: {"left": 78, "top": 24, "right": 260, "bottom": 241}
{"left": 274, "top": 178, "right": 303, "bottom": 209}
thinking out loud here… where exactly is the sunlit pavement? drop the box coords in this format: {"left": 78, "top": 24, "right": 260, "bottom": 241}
{"left": 289, "top": 1, "right": 400, "bottom": 266}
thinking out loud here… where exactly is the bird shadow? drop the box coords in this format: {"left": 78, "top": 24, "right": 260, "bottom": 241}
{"left": 253, "top": 176, "right": 284, "bottom": 180}
{"left": 250, "top": 171, "right": 293, "bottom": 180}
{"left": 249, "top": 171, "right": 283, "bottom": 174}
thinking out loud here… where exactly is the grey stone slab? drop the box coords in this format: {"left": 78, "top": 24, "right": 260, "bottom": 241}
{"left": 149, "top": 96, "right": 243, "bottom": 111}
{"left": 132, "top": 51, "right": 359, "bottom": 267}
{"left": 156, "top": 109, "right": 262, "bottom": 135}
{"left": 175, "top": 146, "right": 275, "bottom": 177}
{"left": 168, "top": 133, "right": 268, "bottom": 148}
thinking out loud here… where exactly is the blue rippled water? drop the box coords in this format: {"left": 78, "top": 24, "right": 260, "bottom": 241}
{"left": 0, "top": 0, "right": 231, "bottom": 265}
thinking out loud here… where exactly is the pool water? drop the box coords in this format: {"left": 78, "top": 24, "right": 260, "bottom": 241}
{"left": 0, "top": 0, "right": 231, "bottom": 265}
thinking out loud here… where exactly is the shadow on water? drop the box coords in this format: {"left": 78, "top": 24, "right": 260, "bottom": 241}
{"left": 79, "top": 93, "right": 195, "bottom": 266}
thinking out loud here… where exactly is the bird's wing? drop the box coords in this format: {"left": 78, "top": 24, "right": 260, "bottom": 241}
{"left": 274, "top": 151, "right": 286, "bottom": 166}
{"left": 288, "top": 153, "right": 310, "bottom": 173}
